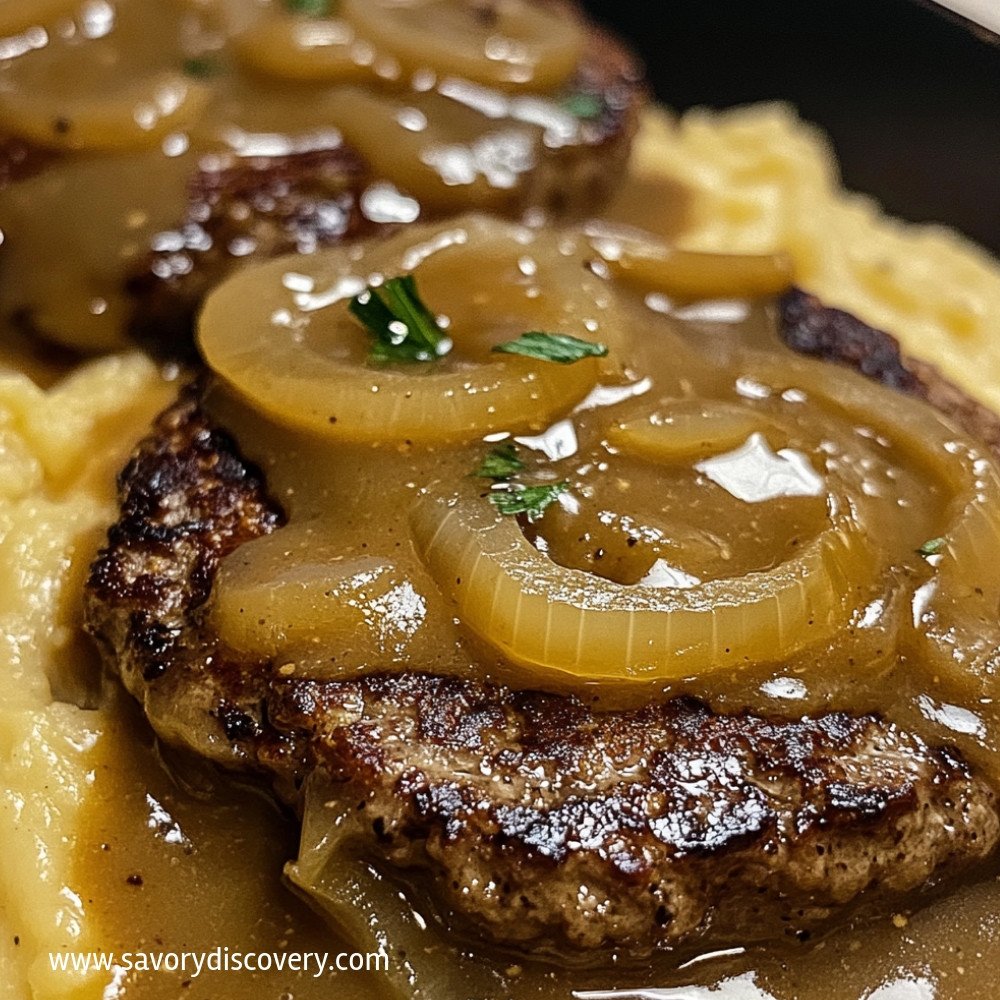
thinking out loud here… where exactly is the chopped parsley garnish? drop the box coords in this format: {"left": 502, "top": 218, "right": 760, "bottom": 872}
{"left": 490, "top": 482, "right": 568, "bottom": 522}
{"left": 349, "top": 275, "right": 452, "bottom": 364}
{"left": 182, "top": 56, "right": 221, "bottom": 79}
{"left": 492, "top": 332, "right": 608, "bottom": 365}
{"left": 562, "top": 92, "right": 604, "bottom": 120}
{"left": 918, "top": 537, "right": 947, "bottom": 557}
{"left": 475, "top": 442, "right": 524, "bottom": 480}
{"left": 284, "top": 0, "right": 335, "bottom": 14}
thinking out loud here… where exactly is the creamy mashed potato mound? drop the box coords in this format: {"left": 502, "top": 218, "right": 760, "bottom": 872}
{"left": 618, "top": 105, "right": 1000, "bottom": 410}
{"left": 0, "top": 355, "right": 174, "bottom": 999}
{"left": 1, "top": 105, "right": 999, "bottom": 999}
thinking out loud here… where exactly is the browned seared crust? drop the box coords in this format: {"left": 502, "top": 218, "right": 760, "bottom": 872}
{"left": 274, "top": 675, "right": 997, "bottom": 950}
{"left": 85, "top": 304, "right": 1000, "bottom": 949}
{"left": 781, "top": 287, "right": 1000, "bottom": 454}
{"left": 84, "top": 383, "right": 298, "bottom": 769}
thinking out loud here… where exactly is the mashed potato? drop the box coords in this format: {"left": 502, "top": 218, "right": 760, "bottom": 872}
{"left": 1, "top": 105, "right": 998, "bottom": 999}
{"left": 616, "top": 105, "right": 1000, "bottom": 410}
{"left": 0, "top": 356, "right": 173, "bottom": 999}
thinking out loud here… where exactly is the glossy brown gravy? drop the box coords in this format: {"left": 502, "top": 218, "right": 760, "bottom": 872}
{"left": 74, "top": 693, "right": 383, "bottom": 1000}
{"left": 192, "top": 217, "right": 1000, "bottom": 774}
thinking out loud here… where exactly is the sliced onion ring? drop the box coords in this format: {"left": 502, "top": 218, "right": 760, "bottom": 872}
{"left": 593, "top": 234, "right": 794, "bottom": 301}
{"left": 232, "top": 14, "right": 377, "bottom": 84}
{"left": 341, "top": 0, "right": 585, "bottom": 91}
{"left": 750, "top": 353, "right": 1000, "bottom": 702}
{"left": 198, "top": 216, "right": 610, "bottom": 445}
{"left": 410, "top": 485, "right": 876, "bottom": 682}
{"left": 0, "top": 71, "right": 210, "bottom": 152}
{"left": 212, "top": 544, "right": 416, "bottom": 661}
{"left": 608, "top": 401, "right": 782, "bottom": 462}
{"left": 750, "top": 352, "right": 1000, "bottom": 605}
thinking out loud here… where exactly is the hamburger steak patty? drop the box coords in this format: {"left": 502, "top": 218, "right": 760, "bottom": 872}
{"left": 279, "top": 676, "right": 998, "bottom": 950}
{"left": 2, "top": 15, "right": 645, "bottom": 358}
{"left": 123, "top": 18, "right": 644, "bottom": 359}
{"left": 85, "top": 291, "right": 1000, "bottom": 951}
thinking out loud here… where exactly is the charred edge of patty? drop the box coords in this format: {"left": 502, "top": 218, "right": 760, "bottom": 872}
{"left": 781, "top": 287, "right": 1000, "bottom": 455}
{"left": 84, "top": 383, "right": 312, "bottom": 774}
{"left": 87, "top": 380, "right": 283, "bottom": 633}
{"left": 272, "top": 676, "right": 999, "bottom": 951}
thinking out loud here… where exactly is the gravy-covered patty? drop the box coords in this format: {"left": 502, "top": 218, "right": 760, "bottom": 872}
{"left": 85, "top": 215, "right": 1000, "bottom": 953}
{"left": 0, "top": 0, "right": 644, "bottom": 355}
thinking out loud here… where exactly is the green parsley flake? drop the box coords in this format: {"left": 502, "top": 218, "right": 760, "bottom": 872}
{"left": 562, "top": 92, "right": 604, "bottom": 120}
{"left": 917, "top": 537, "right": 947, "bottom": 557}
{"left": 475, "top": 442, "right": 524, "bottom": 480}
{"left": 490, "top": 482, "right": 568, "bottom": 522}
{"left": 492, "top": 331, "right": 608, "bottom": 365}
{"left": 182, "top": 57, "right": 221, "bottom": 79}
{"left": 349, "top": 275, "right": 452, "bottom": 364}
{"left": 284, "top": 0, "right": 335, "bottom": 14}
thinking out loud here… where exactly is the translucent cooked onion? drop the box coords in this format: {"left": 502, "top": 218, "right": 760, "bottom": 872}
{"left": 751, "top": 354, "right": 1000, "bottom": 604}
{"left": 341, "top": 0, "right": 585, "bottom": 91}
{"left": 750, "top": 353, "right": 1000, "bottom": 705}
{"left": 0, "top": 71, "right": 210, "bottom": 151}
{"left": 212, "top": 542, "right": 423, "bottom": 661}
{"left": 232, "top": 13, "right": 377, "bottom": 84}
{"left": 904, "top": 440, "right": 1000, "bottom": 702}
{"left": 608, "top": 401, "right": 780, "bottom": 462}
{"left": 595, "top": 236, "right": 794, "bottom": 301}
{"left": 410, "top": 486, "right": 875, "bottom": 682}
{"left": 288, "top": 776, "right": 500, "bottom": 1000}
{"left": 317, "top": 87, "right": 538, "bottom": 214}
{"left": 198, "top": 216, "right": 610, "bottom": 444}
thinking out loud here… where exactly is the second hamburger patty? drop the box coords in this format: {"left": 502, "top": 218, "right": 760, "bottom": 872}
{"left": 1, "top": 13, "right": 645, "bottom": 359}
{"left": 84, "top": 291, "right": 1000, "bottom": 952}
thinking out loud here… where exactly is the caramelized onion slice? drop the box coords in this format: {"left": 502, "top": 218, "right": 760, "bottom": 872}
{"left": 752, "top": 352, "right": 1000, "bottom": 606}
{"left": 198, "top": 216, "right": 610, "bottom": 444}
{"left": 232, "top": 13, "right": 377, "bottom": 83}
{"left": 751, "top": 353, "right": 1000, "bottom": 704}
{"left": 596, "top": 237, "right": 794, "bottom": 301}
{"left": 411, "top": 486, "right": 875, "bottom": 682}
{"left": 288, "top": 776, "right": 501, "bottom": 1000}
{"left": 906, "top": 446, "right": 1000, "bottom": 702}
{"left": 0, "top": 71, "right": 210, "bottom": 151}
{"left": 212, "top": 541, "right": 423, "bottom": 661}
{"left": 342, "top": 0, "right": 585, "bottom": 91}
{"left": 318, "top": 87, "right": 537, "bottom": 214}
{"left": 609, "top": 401, "right": 780, "bottom": 462}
